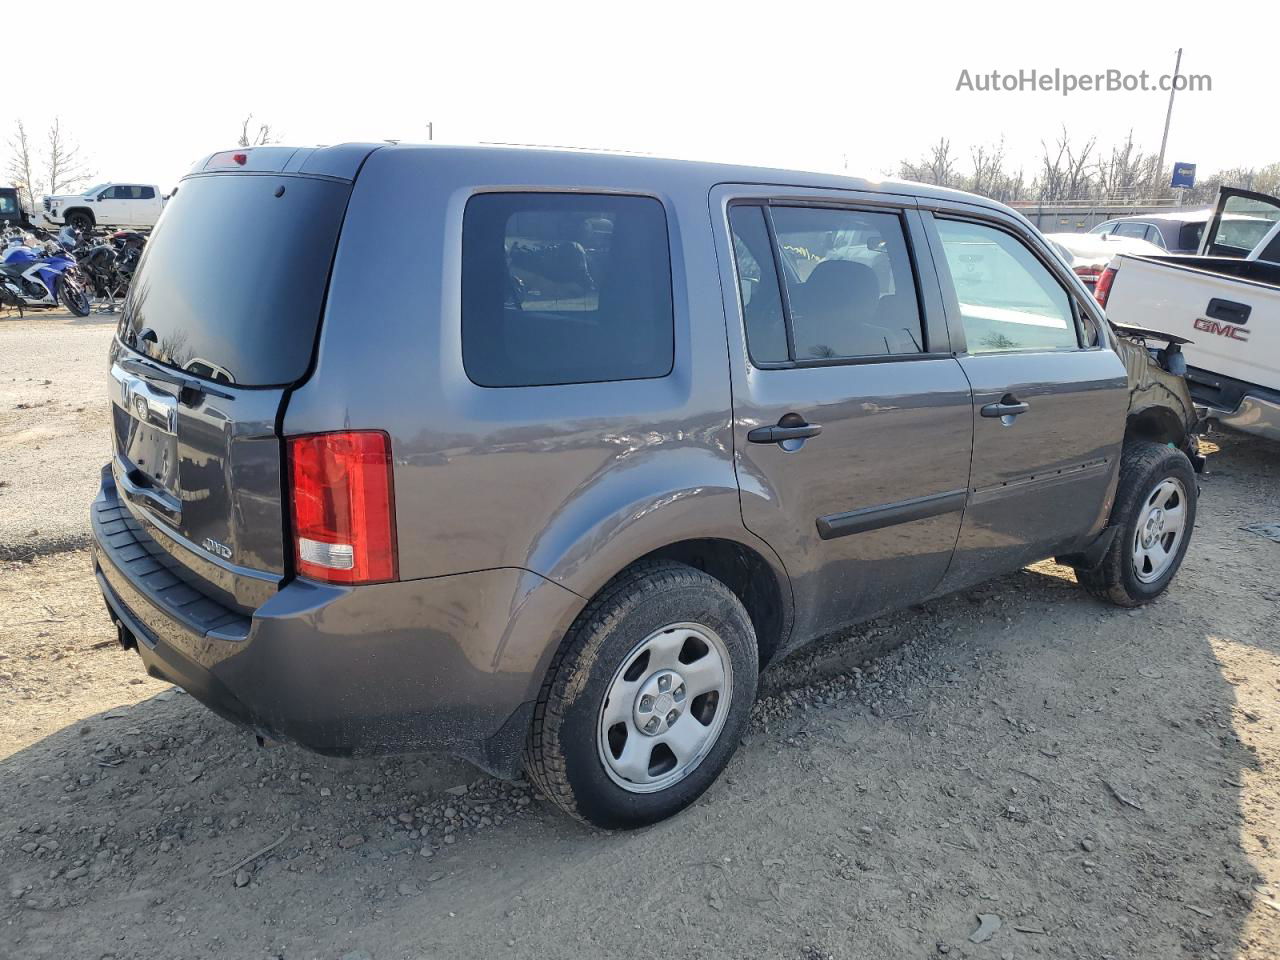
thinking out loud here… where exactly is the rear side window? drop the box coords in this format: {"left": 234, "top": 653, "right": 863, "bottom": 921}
{"left": 934, "top": 219, "right": 1078, "bottom": 353}
{"left": 120, "top": 173, "right": 352, "bottom": 386}
{"left": 1113, "top": 222, "right": 1149, "bottom": 240}
{"left": 727, "top": 203, "right": 924, "bottom": 363}
{"left": 462, "top": 193, "right": 674, "bottom": 387}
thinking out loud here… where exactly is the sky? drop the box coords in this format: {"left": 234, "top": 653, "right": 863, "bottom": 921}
{"left": 4, "top": 0, "right": 1275, "bottom": 195}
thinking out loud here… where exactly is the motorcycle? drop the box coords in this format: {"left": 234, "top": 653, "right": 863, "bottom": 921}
{"left": 62, "top": 226, "right": 145, "bottom": 310}
{"left": 0, "top": 226, "right": 91, "bottom": 317}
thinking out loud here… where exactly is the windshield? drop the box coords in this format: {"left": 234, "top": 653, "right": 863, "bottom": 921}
{"left": 82, "top": 184, "right": 107, "bottom": 196}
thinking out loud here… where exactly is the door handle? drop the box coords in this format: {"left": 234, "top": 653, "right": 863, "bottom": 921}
{"left": 1205, "top": 297, "right": 1250, "bottom": 325}
{"left": 980, "top": 396, "right": 1030, "bottom": 419}
{"left": 748, "top": 417, "right": 823, "bottom": 445}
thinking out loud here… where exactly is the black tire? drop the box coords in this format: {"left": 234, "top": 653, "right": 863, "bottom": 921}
{"left": 525, "top": 560, "right": 758, "bottom": 829}
{"left": 1077, "top": 440, "right": 1197, "bottom": 606}
{"left": 59, "top": 277, "right": 91, "bottom": 317}
{"left": 67, "top": 211, "right": 94, "bottom": 233}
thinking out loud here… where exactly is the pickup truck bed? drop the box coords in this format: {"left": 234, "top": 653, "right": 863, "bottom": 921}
{"left": 1104, "top": 252, "right": 1280, "bottom": 439}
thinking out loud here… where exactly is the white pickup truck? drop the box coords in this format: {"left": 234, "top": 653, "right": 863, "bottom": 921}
{"left": 1099, "top": 187, "right": 1280, "bottom": 441}
{"left": 36, "top": 182, "right": 166, "bottom": 232}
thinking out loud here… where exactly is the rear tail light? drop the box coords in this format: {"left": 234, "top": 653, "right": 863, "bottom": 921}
{"left": 1094, "top": 263, "right": 1118, "bottom": 307}
{"left": 288, "top": 431, "right": 398, "bottom": 584}
{"left": 1073, "top": 263, "right": 1103, "bottom": 280}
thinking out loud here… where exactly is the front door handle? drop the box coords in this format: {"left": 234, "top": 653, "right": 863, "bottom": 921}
{"left": 748, "top": 416, "right": 823, "bottom": 445}
{"left": 980, "top": 395, "right": 1030, "bottom": 419}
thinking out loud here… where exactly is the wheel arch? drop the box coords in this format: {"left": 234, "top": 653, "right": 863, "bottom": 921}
{"left": 1125, "top": 404, "right": 1187, "bottom": 447}
{"left": 62, "top": 206, "right": 95, "bottom": 226}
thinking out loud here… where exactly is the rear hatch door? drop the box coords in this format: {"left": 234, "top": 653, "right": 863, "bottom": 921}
{"left": 108, "top": 146, "right": 375, "bottom": 612}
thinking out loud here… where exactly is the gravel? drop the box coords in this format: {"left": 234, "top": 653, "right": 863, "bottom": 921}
{"left": 0, "top": 311, "right": 115, "bottom": 559}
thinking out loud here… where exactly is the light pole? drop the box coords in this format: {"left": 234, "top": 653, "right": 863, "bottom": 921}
{"left": 1153, "top": 48, "right": 1182, "bottom": 198}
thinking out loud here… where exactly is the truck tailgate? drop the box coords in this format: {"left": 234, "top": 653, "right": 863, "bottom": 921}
{"left": 1105, "top": 254, "right": 1280, "bottom": 393}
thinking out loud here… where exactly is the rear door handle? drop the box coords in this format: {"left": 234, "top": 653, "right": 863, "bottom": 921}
{"left": 748, "top": 418, "right": 823, "bottom": 445}
{"left": 980, "top": 395, "right": 1030, "bottom": 419}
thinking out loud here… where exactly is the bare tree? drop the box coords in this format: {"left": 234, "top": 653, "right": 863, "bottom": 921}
{"left": 5, "top": 119, "right": 40, "bottom": 209}
{"left": 238, "top": 114, "right": 280, "bottom": 148}
{"left": 1094, "top": 131, "right": 1161, "bottom": 200}
{"left": 44, "top": 117, "right": 93, "bottom": 196}
{"left": 964, "top": 139, "right": 1026, "bottom": 203}
{"left": 898, "top": 137, "right": 960, "bottom": 188}
{"left": 1186, "top": 162, "right": 1280, "bottom": 204}
{"left": 1034, "top": 126, "right": 1096, "bottom": 202}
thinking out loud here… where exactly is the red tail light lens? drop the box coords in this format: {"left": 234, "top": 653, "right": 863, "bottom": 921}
{"left": 288, "top": 431, "right": 398, "bottom": 584}
{"left": 1094, "top": 264, "right": 1118, "bottom": 307}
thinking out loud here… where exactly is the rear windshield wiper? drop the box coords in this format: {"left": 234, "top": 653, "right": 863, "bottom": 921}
{"left": 118, "top": 355, "right": 235, "bottom": 403}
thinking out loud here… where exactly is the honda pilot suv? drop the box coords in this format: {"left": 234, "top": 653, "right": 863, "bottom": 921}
{"left": 92, "top": 144, "right": 1202, "bottom": 828}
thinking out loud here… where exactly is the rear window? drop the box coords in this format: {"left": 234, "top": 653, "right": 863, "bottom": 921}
{"left": 462, "top": 192, "right": 674, "bottom": 387}
{"left": 119, "top": 173, "right": 351, "bottom": 386}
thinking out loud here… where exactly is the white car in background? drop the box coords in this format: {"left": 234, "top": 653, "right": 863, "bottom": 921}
{"left": 35, "top": 182, "right": 167, "bottom": 232}
{"left": 1044, "top": 230, "right": 1167, "bottom": 289}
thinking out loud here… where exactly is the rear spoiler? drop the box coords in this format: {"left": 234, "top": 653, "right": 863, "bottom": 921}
{"left": 187, "top": 143, "right": 384, "bottom": 182}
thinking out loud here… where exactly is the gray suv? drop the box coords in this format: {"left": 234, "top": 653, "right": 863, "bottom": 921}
{"left": 92, "top": 144, "right": 1202, "bottom": 828}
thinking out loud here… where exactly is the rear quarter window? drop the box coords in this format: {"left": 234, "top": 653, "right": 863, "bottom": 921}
{"left": 462, "top": 192, "right": 674, "bottom": 387}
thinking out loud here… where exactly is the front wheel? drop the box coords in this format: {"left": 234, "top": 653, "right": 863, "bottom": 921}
{"left": 1077, "top": 441, "right": 1197, "bottom": 606}
{"left": 59, "top": 276, "right": 91, "bottom": 317}
{"left": 525, "top": 561, "right": 758, "bottom": 828}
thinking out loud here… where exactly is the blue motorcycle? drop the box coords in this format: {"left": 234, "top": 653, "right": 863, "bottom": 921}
{"left": 0, "top": 228, "right": 91, "bottom": 317}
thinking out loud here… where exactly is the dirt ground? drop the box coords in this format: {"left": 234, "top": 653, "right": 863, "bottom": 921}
{"left": 1, "top": 312, "right": 1279, "bottom": 960}
{"left": 0, "top": 310, "right": 116, "bottom": 559}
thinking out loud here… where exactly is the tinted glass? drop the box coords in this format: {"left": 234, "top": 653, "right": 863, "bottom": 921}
{"left": 139, "top": 186, "right": 156, "bottom": 200}
{"left": 770, "top": 207, "right": 923, "bottom": 359}
{"left": 728, "top": 205, "right": 788, "bottom": 364}
{"left": 935, "top": 219, "right": 1078, "bottom": 353}
{"left": 120, "top": 173, "right": 352, "bottom": 385}
{"left": 462, "top": 193, "right": 674, "bottom": 387}
{"left": 0, "top": 191, "right": 18, "bottom": 216}
{"left": 1113, "top": 222, "right": 1149, "bottom": 240}
{"left": 1179, "top": 221, "right": 1206, "bottom": 251}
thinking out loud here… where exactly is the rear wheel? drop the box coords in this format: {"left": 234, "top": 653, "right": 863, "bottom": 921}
{"left": 525, "top": 561, "right": 758, "bottom": 828}
{"left": 59, "top": 276, "right": 91, "bottom": 317}
{"left": 1077, "top": 441, "right": 1197, "bottom": 606}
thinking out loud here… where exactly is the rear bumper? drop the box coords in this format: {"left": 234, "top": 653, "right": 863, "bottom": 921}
{"left": 91, "top": 467, "right": 583, "bottom": 777}
{"left": 1188, "top": 367, "right": 1280, "bottom": 443}
{"left": 1213, "top": 394, "right": 1280, "bottom": 442}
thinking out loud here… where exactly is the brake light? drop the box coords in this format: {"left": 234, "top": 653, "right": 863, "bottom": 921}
{"left": 1073, "top": 263, "right": 1103, "bottom": 279}
{"left": 1094, "top": 264, "right": 1118, "bottom": 307}
{"left": 288, "top": 431, "right": 398, "bottom": 584}
{"left": 208, "top": 150, "right": 248, "bottom": 167}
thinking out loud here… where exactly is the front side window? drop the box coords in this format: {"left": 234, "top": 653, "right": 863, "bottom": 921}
{"left": 1113, "top": 222, "right": 1150, "bottom": 240}
{"left": 139, "top": 186, "right": 156, "bottom": 200}
{"left": 727, "top": 203, "right": 924, "bottom": 363}
{"left": 462, "top": 193, "right": 674, "bottom": 387}
{"left": 934, "top": 219, "right": 1078, "bottom": 354}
